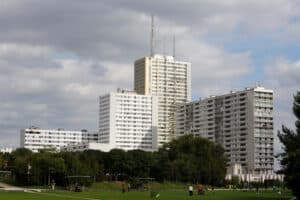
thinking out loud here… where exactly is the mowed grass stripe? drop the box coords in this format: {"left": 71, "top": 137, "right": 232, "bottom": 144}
{"left": 0, "top": 190, "right": 292, "bottom": 200}
{"left": 25, "top": 191, "right": 101, "bottom": 200}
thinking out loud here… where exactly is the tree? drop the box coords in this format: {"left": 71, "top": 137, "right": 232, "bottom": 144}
{"left": 230, "top": 176, "right": 240, "bottom": 188}
{"left": 278, "top": 91, "right": 300, "bottom": 199}
{"left": 151, "top": 135, "right": 227, "bottom": 185}
{"left": 0, "top": 153, "right": 3, "bottom": 169}
{"left": 31, "top": 151, "right": 66, "bottom": 185}
{"left": 126, "top": 150, "right": 154, "bottom": 178}
{"left": 105, "top": 149, "right": 130, "bottom": 180}
{"left": 79, "top": 150, "right": 106, "bottom": 181}
{"left": 9, "top": 148, "right": 33, "bottom": 184}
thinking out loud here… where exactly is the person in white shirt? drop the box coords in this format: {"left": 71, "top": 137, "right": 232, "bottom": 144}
{"left": 188, "top": 185, "right": 193, "bottom": 196}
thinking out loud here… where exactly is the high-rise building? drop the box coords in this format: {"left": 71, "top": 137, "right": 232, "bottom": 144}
{"left": 134, "top": 54, "right": 191, "bottom": 145}
{"left": 98, "top": 89, "right": 158, "bottom": 151}
{"left": 175, "top": 87, "right": 274, "bottom": 175}
{"left": 20, "top": 127, "right": 98, "bottom": 152}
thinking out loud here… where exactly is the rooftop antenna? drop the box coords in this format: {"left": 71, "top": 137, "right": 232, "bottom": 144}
{"left": 163, "top": 36, "right": 166, "bottom": 56}
{"left": 173, "top": 35, "right": 176, "bottom": 58}
{"left": 150, "top": 14, "right": 154, "bottom": 57}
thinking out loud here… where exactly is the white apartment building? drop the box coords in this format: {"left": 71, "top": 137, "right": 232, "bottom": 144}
{"left": 176, "top": 87, "right": 274, "bottom": 175}
{"left": 61, "top": 142, "right": 112, "bottom": 152}
{"left": 20, "top": 127, "right": 98, "bottom": 152}
{"left": 226, "top": 163, "right": 283, "bottom": 182}
{"left": 98, "top": 89, "right": 158, "bottom": 151}
{"left": 134, "top": 54, "right": 191, "bottom": 145}
{"left": 0, "top": 147, "right": 13, "bottom": 153}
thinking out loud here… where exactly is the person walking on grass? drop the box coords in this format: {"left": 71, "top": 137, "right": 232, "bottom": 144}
{"left": 189, "top": 185, "right": 193, "bottom": 196}
{"left": 197, "top": 184, "right": 203, "bottom": 195}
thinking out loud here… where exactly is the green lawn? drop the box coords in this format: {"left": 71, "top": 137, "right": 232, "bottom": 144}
{"left": 87, "top": 181, "right": 189, "bottom": 191}
{"left": 0, "top": 190, "right": 292, "bottom": 200}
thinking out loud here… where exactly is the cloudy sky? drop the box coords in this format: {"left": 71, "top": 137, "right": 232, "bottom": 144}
{"left": 0, "top": 0, "right": 299, "bottom": 164}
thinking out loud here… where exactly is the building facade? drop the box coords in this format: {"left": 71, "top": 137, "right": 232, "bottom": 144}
{"left": 98, "top": 89, "right": 158, "bottom": 151}
{"left": 134, "top": 54, "right": 191, "bottom": 145}
{"left": 20, "top": 127, "right": 98, "bottom": 152}
{"left": 225, "top": 163, "right": 283, "bottom": 182}
{"left": 0, "top": 147, "right": 13, "bottom": 153}
{"left": 61, "top": 142, "right": 112, "bottom": 152}
{"left": 176, "top": 87, "right": 274, "bottom": 175}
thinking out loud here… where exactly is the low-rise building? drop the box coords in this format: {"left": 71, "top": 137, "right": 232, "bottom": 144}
{"left": 226, "top": 163, "right": 284, "bottom": 182}
{"left": 61, "top": 142, "right": 111, "bottom": 152}
{"left": 0, "top": 147, "right": 13, "bottom": 153}
{"left": 20, "top": 127, "right": 98, "bottom": 152}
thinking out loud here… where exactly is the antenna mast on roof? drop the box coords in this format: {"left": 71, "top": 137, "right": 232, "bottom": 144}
{"left": 163, "top": 36, "right": 166, "bottom": 56}
{"left": 150, "top": 14, "right": 154, "bottom": 57}
{"left": 173, "top": 35, "right": 176, "bottom": 58}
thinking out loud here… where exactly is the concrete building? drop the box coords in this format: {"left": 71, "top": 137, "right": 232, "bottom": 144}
{"left": 0, "top": 147, "right": 13, "bottom": 153}
{"left": 225, "top": 163, "right": 283, "bottom": 182}
{"left": 98, "top": 89, "right": 158, "bottom": 151}
{"left": 134, "top": 54, "right": 191, "bottom": 145}
{"left": 61, "top": 142, "right": 111, "bottom": 152}
{"left": 175, "top": 87, "right": 274, "bottom": 175}
{"left": 20, "top": 127, "right": 98, "bottom": 152}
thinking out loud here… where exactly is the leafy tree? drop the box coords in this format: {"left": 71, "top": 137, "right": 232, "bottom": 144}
{"left": 78, "top": 150, "right": 106, "bottom": 181}
{"left": 0, "top": 153, "right": 3, "bottom": 169}
{"left": 9, "top": 148, "right": 33, "bottom": 184}
{"left": 105, "top": 149, "right": 131, "bottom": 180}
{"left": 152, "top": 135, "right": 227, "bottom": 185}
{"left": 230, "top": 175, "right": 240, "bottom": 188}
{"left": 126, "top": 150, "right": 154, "bottom": 178}
{"left": 151, "top": 146, "right": 173, "bottom": 181}
{"left": 61, "top": 152, "right": 83, "bottom": 176}
{"left": 31, "top": 151, "right": 66, "bottom": 185}
{"left": 5, "top": 136, "right": 227, "bottom": 186}
{"left": 278, "top": 91, "right": 300, "bottom": 199}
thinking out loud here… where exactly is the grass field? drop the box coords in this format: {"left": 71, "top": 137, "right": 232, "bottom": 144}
{"left": 0, "top": 190, "right": 292, "bottom": 200}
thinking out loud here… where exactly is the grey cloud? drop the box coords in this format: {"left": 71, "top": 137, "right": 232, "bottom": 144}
{"left": 1, "top": 0, "right": 299, "bottom": 63}
{"left": 90, "top": 63, "right": 108, "bottom": 76}
{"left": 0, "top": 0, "right": 149, "bottom": 61}
{"left": 0, "top": 45, "right": 133, "bottom": 146}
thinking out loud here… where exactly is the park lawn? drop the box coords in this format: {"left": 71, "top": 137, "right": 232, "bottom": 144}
{"left": 0, "top": 190, "right": 292, "bottom": 200}
{"left": 88, "top": 181, "right": 189, "bottom": 191}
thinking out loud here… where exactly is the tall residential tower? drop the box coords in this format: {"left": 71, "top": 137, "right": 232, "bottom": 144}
{"left": 134, "top": 54, "right": 191, "bottom": 145}
{"left": 176, "top": 87, "right": 274, "bottom": 175}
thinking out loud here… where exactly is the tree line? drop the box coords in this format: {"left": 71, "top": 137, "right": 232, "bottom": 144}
{"left": 0, "top": 135, "right": 227, "bottom": 187}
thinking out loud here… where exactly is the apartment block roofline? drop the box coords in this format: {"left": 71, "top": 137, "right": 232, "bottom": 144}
{"left": 134, "top": 54, "right": 191, "bottom": 65}
{"left": 101, "top": 88, "right": 157, "bottom": 97}
{"left": 191, "top": 86, "right": 273, "bottom": 103}
{"left": 116, "top": 88, "right": 136, "bottom": 94}
{"left": 23, "top": 127, "right": 91, "bottom": 133}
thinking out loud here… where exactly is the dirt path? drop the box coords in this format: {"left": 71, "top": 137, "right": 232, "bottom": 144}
{"left": 0, "top": 182, "right": 24, "bottom": 191}
{"left": 0, "top": 182, "right": 101, "bottom": 199}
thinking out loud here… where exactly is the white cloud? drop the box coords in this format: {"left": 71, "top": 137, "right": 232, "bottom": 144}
{"left": 0, "top": 43, "right": 52, "bottom": 57}
{"left": 176, "top": 35, "right": 253, "bottom": 97}
{"left": 264, "top": 57, "right": 300, "bottom": 106}
{"left": 263, "top": 57, "right": 300, "bottom": 170}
